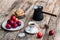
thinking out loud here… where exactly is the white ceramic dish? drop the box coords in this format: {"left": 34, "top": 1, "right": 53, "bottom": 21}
{"left": 25, "top": 21, "right": 39, "bottom": 34}
{"left": 25, "top": 26, "right": 38, "bottom": 34}
{"left": 2, "top": 20, "right": 24, "bottom": 31}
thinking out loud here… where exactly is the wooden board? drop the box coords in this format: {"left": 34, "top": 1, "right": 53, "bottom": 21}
{"left": 0, "top": 0, "right": 60, "bottom": 40}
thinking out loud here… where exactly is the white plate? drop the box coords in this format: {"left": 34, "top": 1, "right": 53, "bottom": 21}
{"left": 25, "top": 26, "right": 38, "bottom": 34}
{"left": 2, "top": 20, "right": 24, "bottom": 31}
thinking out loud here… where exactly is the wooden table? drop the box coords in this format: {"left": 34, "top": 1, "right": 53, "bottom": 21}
{"left": 0, "top": 0, "right": 60, "bottom": 40}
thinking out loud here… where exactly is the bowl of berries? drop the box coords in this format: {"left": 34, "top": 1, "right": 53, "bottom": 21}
{"left": 2, "top": 15, "right": 24, "bottom": 31}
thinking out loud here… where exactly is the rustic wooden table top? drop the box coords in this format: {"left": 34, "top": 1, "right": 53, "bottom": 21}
{"left": 0, "top": 0, "right": 60, "bottom": 40}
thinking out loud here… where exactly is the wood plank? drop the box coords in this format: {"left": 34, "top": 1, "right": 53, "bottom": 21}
{"left": 44, "top": 16, "right": 58, "bottom": 40}
{"left": 0, "top": 0, "right": 16, "bottom": 14}
{"left": 15, "top": 0, "right": 56, "bottom": 40}
{"left": 17, "top": 0, "right": 49, "bottom": 40}
{"left": 0, "top": 0, "right": 60, "bottom": 40}
{"left": 47, "top": 2, "right": 60, "bottom": 40}
{"left": 0, "top": 0, "right": 24, "bottom": 27}
{"left": 0, "top": 0, "right": 24, "bottom": 17}
{"left": 1, "top": 0, "right": 37, "bottom": 40}
{"left": 0, "top": 0, "right": 27, "bottom": 40}
{"left": 0, "top": 0, "right": 26, "bottom": 28}
{"left": 36, "top": 0, "right": 58, "bottom": 40}
{"left": 31, "top": 3, "right": 47, "bottom": 40}
{"left": 43, "top": 0, "right": 57, "bottom": 16}
{"left": 0, "top": 0, "right": 24, "bottom": 40}
{"left": 38, "top": 0, "right": 48, "bottom": 3}
{"left": 15, "top": 0, "right": 38, "bottom": 40}
{"left": 42, "top": 0, "right": 60, "bottom": 40}
{"left": 53, "top": 1, "right": 60, "bottom": 40}
{"left": 37, "top": 0, "right": 57, "bottom": 29}
{"left": 0, "top": 0, "right": 24, "bottom": 23}
{"left": 54, "top": 14, "right": 60, "bottom": 40}
{"left": 56, "top": 0, "right": 60, "bottom": 6}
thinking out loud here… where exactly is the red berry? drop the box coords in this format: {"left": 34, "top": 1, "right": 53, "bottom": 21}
{"left": 7, "top": 20, "right": 10, "bottom": 24}
{"left": 49, "top": 30, "right": 54, "bottom": 36}
{"left": 11, "top": 15, "right": 16, "bottom": 21}
{"left": 15, "top": 18, "right": 19, "bottom": 22}
{"left": 7, "top": 20, "right": 14, "bottom": 25}
{"left": 37, "top": 32, "right": 43, "bottom": 38}
{"left": 12, "top": 23, "right": 18, "bottom": 28}
{"left": 6, "top": 24, "right": 11, "bottom": 29}
{"left": 17, "top": 21, "right": 21, "bottom": 26}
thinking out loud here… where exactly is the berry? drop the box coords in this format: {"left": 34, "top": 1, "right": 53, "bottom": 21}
{"left": 15, "top": 18, "right": 19, "bottom": 22}
{"left": 7, "top": 20, "right": 10, "bottom": 24}
{"left": 49, "top": 30, "right": 54, "bottom": 36}
{"left": 17, "top": 21, "right": 21, "bottom": 26}
{"left": 37, "top": 32, "right": 43, "bottom": 38}
{"left": 7, "top": 20, "right": 14, "bottom": 25}
{"left": 11, "top": 15, "right": 16, "bottom": 21}
{"left": 12, "top": 23, "right": 18, "bottom": 28}
{"left": 6, "top": 24, "right": 11, "bottom": 29}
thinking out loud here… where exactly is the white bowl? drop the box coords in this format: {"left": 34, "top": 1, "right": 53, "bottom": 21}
{"left": 2, "top": 20, "right": 24, "bottom": 31}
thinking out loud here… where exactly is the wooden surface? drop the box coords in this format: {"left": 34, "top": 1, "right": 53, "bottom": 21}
{"left": 0, "top": 0, "right": 60, "bottom": 40}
